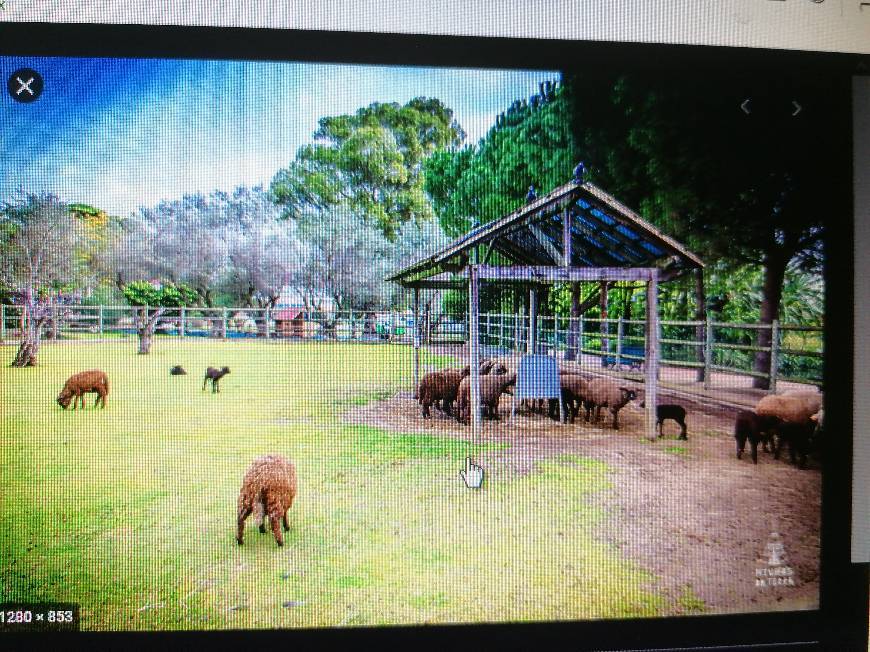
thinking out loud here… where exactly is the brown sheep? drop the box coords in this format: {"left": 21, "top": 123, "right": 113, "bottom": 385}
{"left": 203, "top": 366, "right": 231, "bottom": 393}
{"left": 583, "top": 378, "right": 637, "bottom": 430}
{"left": 236, "top": 454, "right": 298, "bottom": 547}
{"left": 755, "top": 393, "right": 820, "bottom": 468}
{"left": 779, "top": 389, "right": 822, "bottom": 416}
{"left": 57, "top": 370, "right": 109, "bottom": 410}
{"left": 559, "top": 375, "right": 589, "bottom": 423}
{"left": 455, "top": 372, "right": 517, "bottom": 424}
{"left": 417, "top": 366, "right": 470, "bottom": 418}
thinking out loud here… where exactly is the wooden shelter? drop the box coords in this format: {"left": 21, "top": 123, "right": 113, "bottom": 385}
{"left": 388, "top": 175, "right": 704, "bottom": 439}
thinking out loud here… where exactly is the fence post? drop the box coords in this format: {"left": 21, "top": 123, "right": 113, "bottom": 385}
{"left": 180, "top": 307, "right": 186, "bottom": 338}
{"left": 769, "top": 320, "right": 779, "bottom": 392}
{"left": 616, "top": 317, "right": 624, "bottom": 369}
{"left": 98, "top": 305, "right": 104, "bottom": 336}
{"left": 51, "top": 304, "right": 59, "bottom": 340}
{"left": 704, "top": 318, "right": 714, "bottom": 390}
{"left": 222, "top": 308, "right": 228, "bottom": 339}
{"left": 1, "top": 304, "right": 5, "bottom": 342}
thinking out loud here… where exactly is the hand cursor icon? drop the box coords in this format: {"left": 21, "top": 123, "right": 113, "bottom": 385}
{"left": 460, "top": 457, "right": 484, "bottom": 489}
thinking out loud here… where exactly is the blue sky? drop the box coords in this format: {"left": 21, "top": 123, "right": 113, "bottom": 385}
{"left": 0, "top": 57, "right": 556, "bottom": 215}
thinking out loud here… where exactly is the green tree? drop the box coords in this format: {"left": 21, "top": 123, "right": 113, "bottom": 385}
{"left": 425, "top": 79, "right": 572, "bottom": 238}
{"left": 271, "top": 97, "right": 465, "bottom": 240}
{"left": 1, "top": 193, "right": 87, "bottom": 367}
{"left": 565, "top": 70, "right": 832, "bottom": 387}
{"left": 122, "top": 280, "right": 198, "bottom": 354}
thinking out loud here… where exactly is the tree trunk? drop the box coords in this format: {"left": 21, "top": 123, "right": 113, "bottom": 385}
{"left": 565, "top": 282, "right": 582, "bottom": 360}
{"left": 694, "top": 269, "right": 707, "bottom": 382}
{"left": 11, "top": 297, "right": 46, "bottom": 367}
{"left": 136, "top": 307, "right": 165, "bottom": 355}
{"left": 752, "top": 254, "right": 787, "bottom": 389}
{"left": 138, "top": 332, "right": 153, "bottom": 354}
{"left": 12, "top": 333, "right": 40, "bottom": 367}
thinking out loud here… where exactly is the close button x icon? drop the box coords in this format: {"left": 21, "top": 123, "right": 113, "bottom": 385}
{"left": 7, "top": 67, "right": 43, "bottom": 103}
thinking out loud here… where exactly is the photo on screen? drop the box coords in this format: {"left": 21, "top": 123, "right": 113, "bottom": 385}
{"left": 0, "top": 51, "right": 833, "bottom": 632}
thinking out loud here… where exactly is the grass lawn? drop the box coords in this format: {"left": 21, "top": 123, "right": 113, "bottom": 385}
{"left": 0, "top": 340, "right": 663, "bottom": 630}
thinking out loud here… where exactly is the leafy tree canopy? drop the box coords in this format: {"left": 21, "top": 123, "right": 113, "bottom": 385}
{"left": 424, "top": 79, "right": 572, "bottom": 238}
{"left": 122, "top": 280, "right": 198, "bottom": 308}
{"left": 271, "top": 97, "right": 465, "bottom": 240}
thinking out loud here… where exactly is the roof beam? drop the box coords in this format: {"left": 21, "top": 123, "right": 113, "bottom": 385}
{"left": 474, "top": 265, "right": 656, "bottom": 283}
{"left": 528, "top": 223, "right": 565, "bottom": 266}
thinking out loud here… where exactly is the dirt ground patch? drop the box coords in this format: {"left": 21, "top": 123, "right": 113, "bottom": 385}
{"left": 343, "top": 376, "right": 821, "bottom": 616}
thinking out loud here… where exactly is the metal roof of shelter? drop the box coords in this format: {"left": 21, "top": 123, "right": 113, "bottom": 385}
{"left": 388, "top": 179, "right": 703, "bottom": 288}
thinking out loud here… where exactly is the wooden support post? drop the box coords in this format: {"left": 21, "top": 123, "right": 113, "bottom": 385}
{"left": 413, "top": 288, "right": 421, "bottom": 393}
{"left": 704, "top": 318, "right": 714, "bottom": 391}
{"left": 562, "top": 209, "right": 572, "bottom": 266}
{"left": 578, "top": 316, "right": 584, "bottom": 362}
{"left": 769, "top": 320, "right": 779, "bottom": 393}
{"left": 98, "top": 305, "right": 104, "bottom": 336}
{"left": 528, "top": 287, "right": 538, "bottom": 354}
{"left": 499, "top": 312, "right": 505, "bottom": 351}
{"left": 222, "top": 308, "right": 228, "bottom": 339}
{"left": 468, "top": 265, "right": 482, "bottom": 440}
{"left": 645, "top": 272, "right": 659, "bottom": 441}
{"left": 616, "top": 316, "right": 624, "bottom": 369}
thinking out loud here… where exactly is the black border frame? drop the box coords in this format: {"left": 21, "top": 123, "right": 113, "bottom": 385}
{"left": 1, "top": 21, "right": 867, "bottom": 651}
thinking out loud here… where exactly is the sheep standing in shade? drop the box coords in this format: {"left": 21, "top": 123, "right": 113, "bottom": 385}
{"left": 755, "top": 391, "right": 822, "bottom": 468}
{"left": 639, "top": 401, "right": 688, "bottom": 440}
{"left": 236, "top": 454, "right": 297, "bottom": 547}
{"left": 558, "top": 374, "right": 589, "bottom": 423}
{"left": 417, "top": 366, "right": 470, "bottom": 418}
{"left": 455, "top": 372, "right": 517, "bottom": 424}
{"left": 583, "top": 378, "right": 637, "bottom": 430}
{"left": 203, "top": 366, "right": 230, "bottom": 393}
{"left": 57, "top": 370, "right": 109, "bottom": 410}
{"left": 734, "top": 409, "right": 766, "bottom": 464}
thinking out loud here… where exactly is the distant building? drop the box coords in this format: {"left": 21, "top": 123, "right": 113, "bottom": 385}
{"left": 272, "top": 286, "right": 334, "bottom": 338}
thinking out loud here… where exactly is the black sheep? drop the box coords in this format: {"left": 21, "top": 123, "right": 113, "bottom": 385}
{"left": 203, "top": 366, "right": 231, "bottom": 393}
{"left": 170, "top": 365, "right": 187, "bottom": 376}
{"left": 734, "top": 409, "right": 767, "bottom": 464}
{"left": 640, "top": 401, "right": 688, "bottom": 440}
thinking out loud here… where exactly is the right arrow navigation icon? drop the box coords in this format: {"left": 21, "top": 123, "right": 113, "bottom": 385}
{"left": 791, "top": 101, "right": 802, "bottom": 117}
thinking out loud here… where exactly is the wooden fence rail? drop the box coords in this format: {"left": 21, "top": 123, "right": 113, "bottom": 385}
{"left": 0, "top": 304, "right": 822, "bottom": 388}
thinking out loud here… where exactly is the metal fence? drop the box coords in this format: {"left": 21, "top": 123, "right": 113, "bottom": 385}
{"left": 1, "top": 304, "right": 822, "bottom": 389}
{"left": 477, "top": 312, "right": 823, "bottom": 390}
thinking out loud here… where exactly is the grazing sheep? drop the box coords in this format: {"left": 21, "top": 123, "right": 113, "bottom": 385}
{"left": 57, "top": 370, "right": 109, "bottom": 410}
{"left": 755, "top": 393, "right": 819, "bottom": 468}
{"left": 236, "top": 454, "right": 297, "bottom": 547}
{"left": 639, "top": 401, "right": 688, "bottom": 440}
{"left": 417, "top": 366, "right": 470, "bottom": 418}
{"left": 455, "top": 372, "right": 517, "bottom": 424}
{"left": 734, "top": 409, "right": 766, "bottom": 464}
{"left": 583, "top": 378, "right": 637, "bottom": 430}
{"left": 203, "top": 366, "right": 230, "bottom": 393}
{"left": 170, "top": 365, "right": 187, "bottom": 376}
